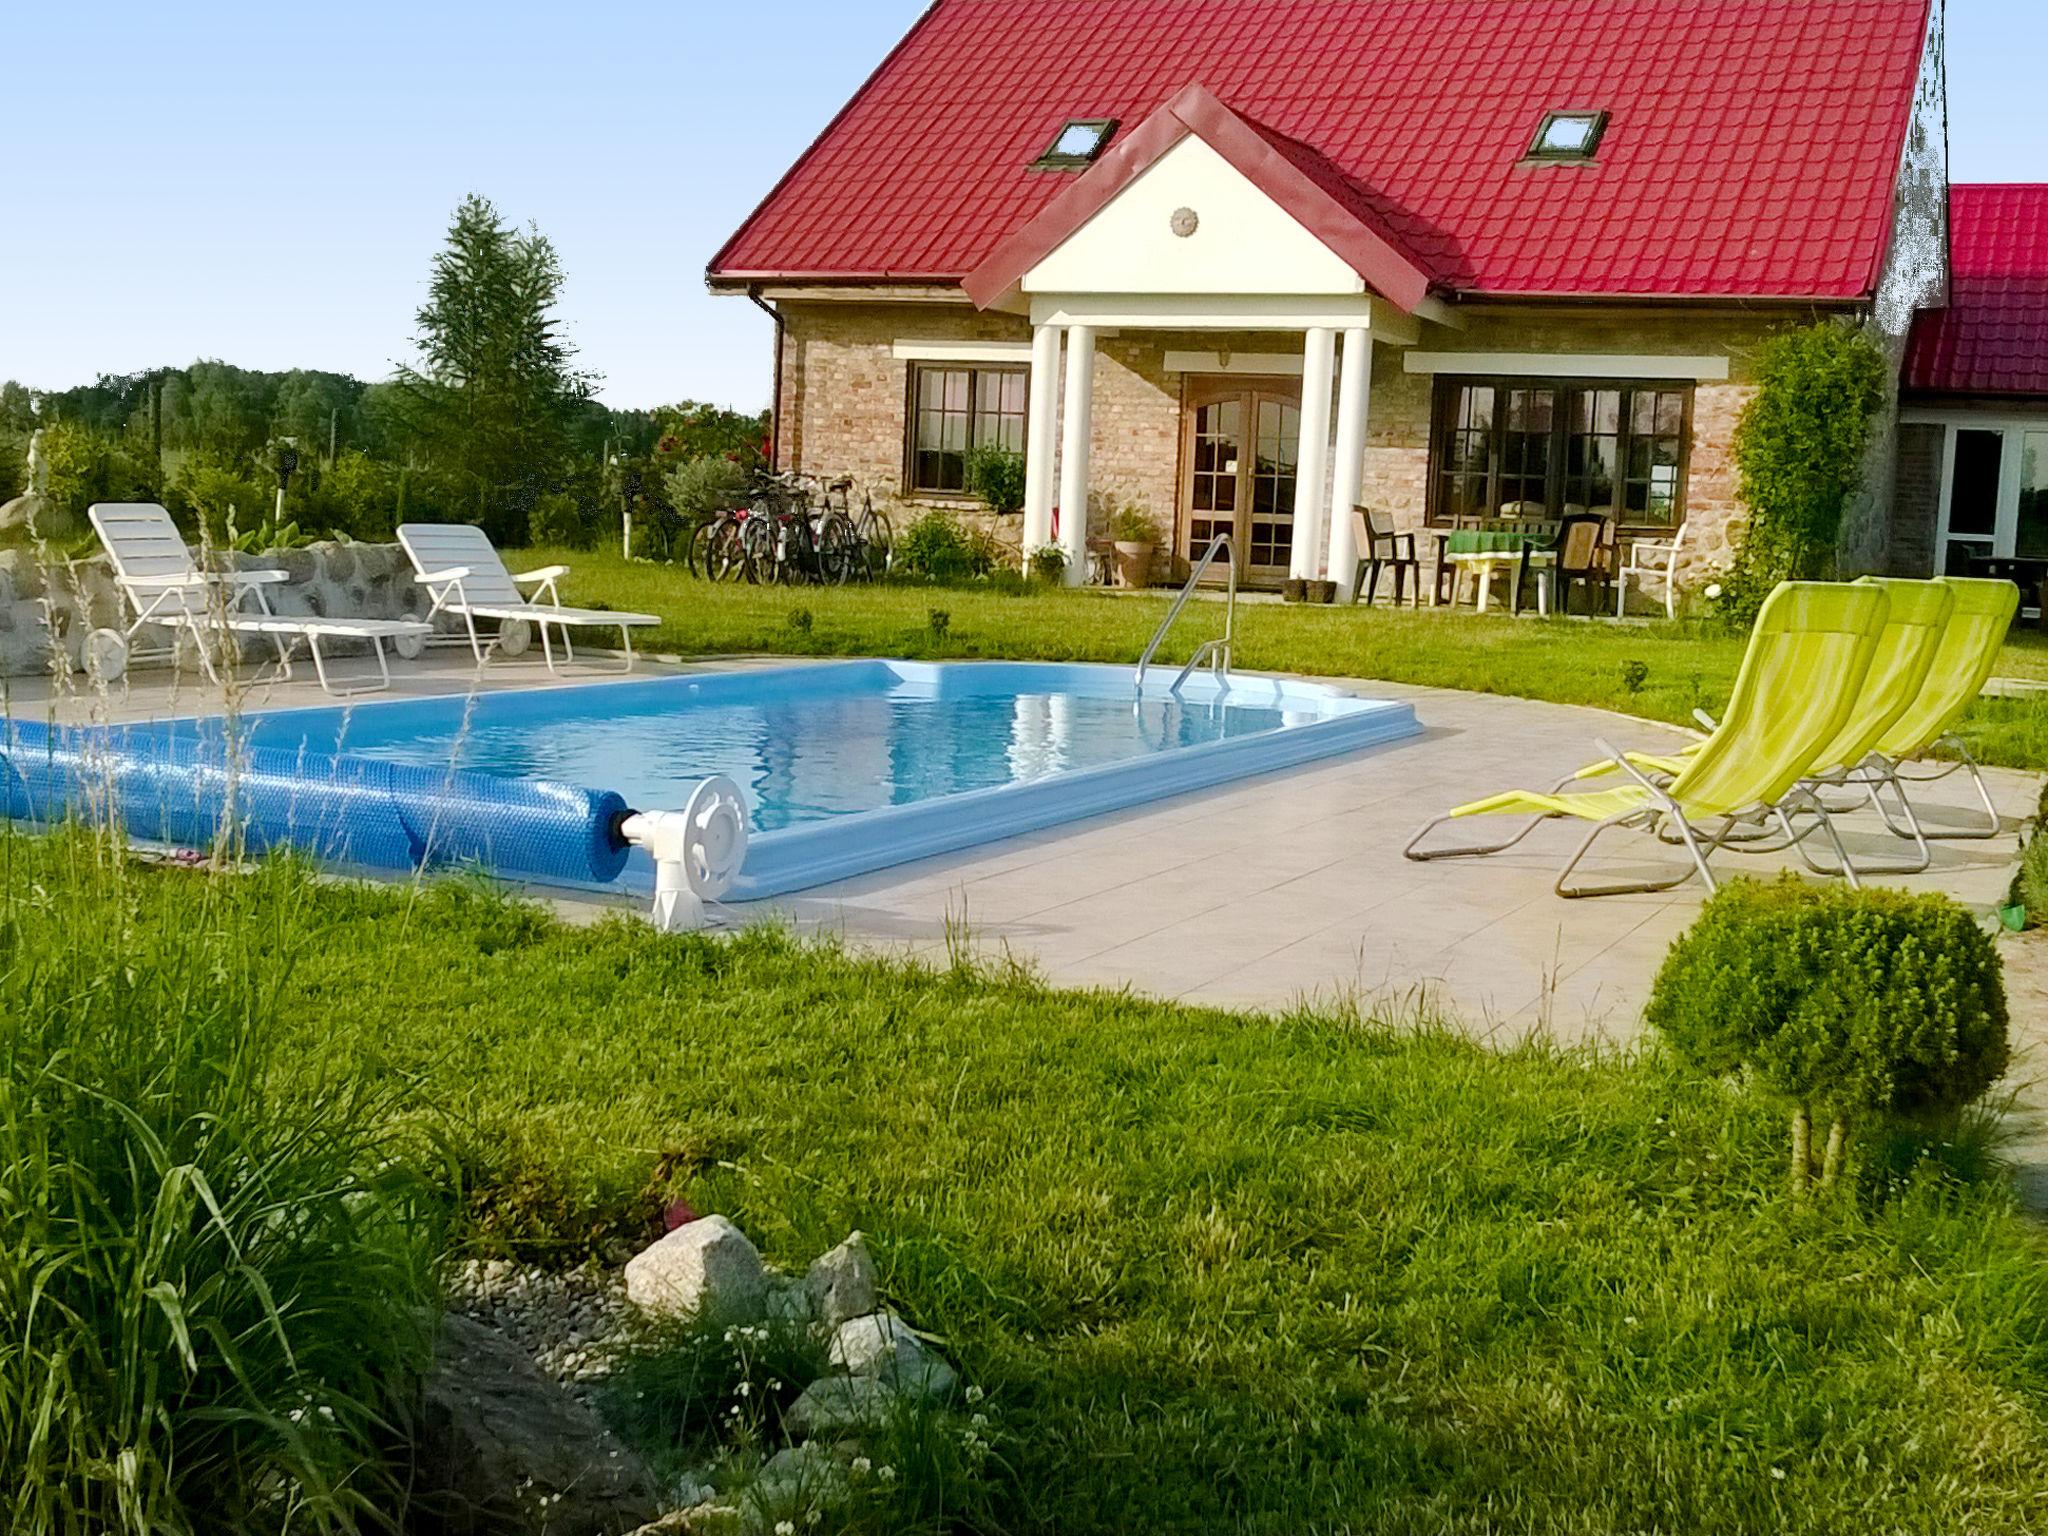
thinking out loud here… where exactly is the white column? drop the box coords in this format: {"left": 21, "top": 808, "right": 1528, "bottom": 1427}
{"left": 1327, "top": 327, "right": 1373, "bottom": 599}
{"left": 1021, "top": 323, "right": 1062, "bottom": 554}
{"left": 1289, "top": 326, "right": 1337, "bottom": 580}
{"left": 1056, "top": 324, "right": 1095, "bottom": 586}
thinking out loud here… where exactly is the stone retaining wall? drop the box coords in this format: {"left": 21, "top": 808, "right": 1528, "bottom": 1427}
{"left": 0, "top": 541, "right": 438, "bottom": 678}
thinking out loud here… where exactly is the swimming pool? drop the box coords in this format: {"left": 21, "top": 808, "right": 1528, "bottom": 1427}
{"left": 223, "top": 661, "right": 1420, "bottom": 898}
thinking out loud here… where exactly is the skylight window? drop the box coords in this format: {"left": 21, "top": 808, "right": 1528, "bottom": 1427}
{"left": 1033, "top": 118, "right": 1118, "bottom": 169}
{"left": 1526, "top": 110, "right": 1608, "bottom": 163}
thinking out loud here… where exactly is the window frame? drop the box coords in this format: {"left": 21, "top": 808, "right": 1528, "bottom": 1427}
{"left": 901, "top": 362, "right": 1031, "bottom": 500}
{"left": 1031, "top": 118, "right": 1120, "bottom": 170}
{"left": 1426, "top": 375, "right": 1692, "bottom": 531}
{"left": 1523, "top": 109, "right": 1609, "bottom": 164}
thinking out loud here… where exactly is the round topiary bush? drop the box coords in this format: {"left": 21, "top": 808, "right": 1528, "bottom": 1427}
{"left": 1646, "top": 876, "right": 2008, "bottom": 1196}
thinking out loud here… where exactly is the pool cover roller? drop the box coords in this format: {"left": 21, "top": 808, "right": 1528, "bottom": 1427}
{"left": 0, "top": 717, "right": 631, "bottom": 885}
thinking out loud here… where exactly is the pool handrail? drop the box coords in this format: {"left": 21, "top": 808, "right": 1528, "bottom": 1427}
{"left": 1136, "top": 533, "right": 1236, "bottom": 695}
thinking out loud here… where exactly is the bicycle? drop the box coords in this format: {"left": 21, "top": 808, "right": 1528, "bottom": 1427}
{"left": 838, "top": 480, "right": 894, "bottom": 581}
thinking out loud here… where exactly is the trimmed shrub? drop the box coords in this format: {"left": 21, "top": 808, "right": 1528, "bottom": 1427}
{"left": 1647, "top": 877, "right": 2008, "bottom": 1196}
{"left": 2009, "top": 782, "right": 2048, "bottom": 928}
{"left": 898, "top": 512, "right": 981, "bottom": 581}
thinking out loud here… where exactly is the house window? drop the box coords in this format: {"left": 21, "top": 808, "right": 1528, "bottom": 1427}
{"left": 1429, "top": 377, "right": 1691, "bottom": 527}
{"left": 1526, "top": 110, "right": 1608, "bottom": 162}
{"left": 1032, "top": 118, "right": 1118, "bottom": 169}
{"left": 907, "top": 364, "right": 1027, "bottom": 495}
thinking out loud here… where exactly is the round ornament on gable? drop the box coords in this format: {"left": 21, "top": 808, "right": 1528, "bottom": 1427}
{"left": 1169, "top": 206, "right": 1199, "bottom": 238}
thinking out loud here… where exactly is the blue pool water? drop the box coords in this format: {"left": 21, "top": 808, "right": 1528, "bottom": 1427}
{"left": 191, "top": 661, "right": 1420, "bottom": 898}
{"left": 312, "top": 680, "right": 1300, "bottom": 833}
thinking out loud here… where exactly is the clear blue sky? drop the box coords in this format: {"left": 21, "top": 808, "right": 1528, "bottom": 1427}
{"left": 6, "top": 0, "right": 2044, "bottom": 412}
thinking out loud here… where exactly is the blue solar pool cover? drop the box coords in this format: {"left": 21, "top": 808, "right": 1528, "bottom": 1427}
{"left": 0, "top": 717, "right": 630, "bottom": 885}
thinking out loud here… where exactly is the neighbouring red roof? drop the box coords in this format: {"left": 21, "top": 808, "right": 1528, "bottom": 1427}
{"left": 710, "top": 0, "right": 1932, "bottom": 301}
{"left": 1905, "top": 185, "right": 2048, "bottom": 396}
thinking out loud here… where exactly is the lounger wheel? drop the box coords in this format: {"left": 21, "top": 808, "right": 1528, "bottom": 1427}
{"left": 497, "top": 618, "right": 532, "bottom": 656}
{"left": 682, "top": 775, "right": 748, "bottom": 899}
{"left": 394, "top": 630, "right": 426, "bottom": 661}
{"left": 84, "top": 628, "right": 128, "bottom": 684}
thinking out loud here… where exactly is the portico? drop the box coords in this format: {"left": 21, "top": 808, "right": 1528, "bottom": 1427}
{"left": 963, "top": 84, "right": 1439, "bottom": 592}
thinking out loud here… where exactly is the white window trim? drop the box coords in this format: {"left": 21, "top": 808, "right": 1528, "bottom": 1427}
{"left": 1404, "top": 352, "right": 1730, "bottom": 382}
{"left": 1907, "top": 413, "right": 2048, "bottom": 582}
{"left": 892, "top": 339, "right": 1033, "bottom": 364}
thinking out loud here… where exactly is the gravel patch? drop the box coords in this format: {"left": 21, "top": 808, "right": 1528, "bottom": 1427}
{"left": 445, "top": 1258, "right": 634, "bottom": 1410}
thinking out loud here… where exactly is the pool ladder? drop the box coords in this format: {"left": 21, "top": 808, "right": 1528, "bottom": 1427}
{"left": 1135, "top": 533, "right": 1236, "bottom": 694}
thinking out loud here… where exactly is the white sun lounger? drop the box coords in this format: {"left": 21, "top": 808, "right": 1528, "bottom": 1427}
{"left": 88, "top": 503, "right": 431, "bottom": 696}
{"left": 397, "top": 522, "right": 660, "bottom": 673}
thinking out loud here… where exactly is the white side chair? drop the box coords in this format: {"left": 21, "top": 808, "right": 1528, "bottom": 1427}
{"left": 1616, "top": 521, "right": 1688, "bottom": 620}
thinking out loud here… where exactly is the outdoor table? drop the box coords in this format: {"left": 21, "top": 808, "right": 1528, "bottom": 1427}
{"left": 1970, "top": 554, "right": 2048, "bottom": 630}
{"left": 1440, "top": 528, "right": 1556, "bottom": 615}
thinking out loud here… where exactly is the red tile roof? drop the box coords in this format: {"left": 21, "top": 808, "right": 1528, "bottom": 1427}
{"left": 710, "top": 0, "right": 1932, "bottom": 301}
{"left": 1905, "top": 185, "right": 2048, "bottom": 396}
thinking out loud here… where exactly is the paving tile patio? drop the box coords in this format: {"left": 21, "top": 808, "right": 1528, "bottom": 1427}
{"left": 18, "top": 653, "right": 2041, "bottom": 1047}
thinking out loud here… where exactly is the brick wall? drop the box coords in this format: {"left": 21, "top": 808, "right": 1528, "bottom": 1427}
{"left": 774, "top": 296, "right": 1797, "bottom": 585}
{"left": 1887, "top": 423, "right": 1944, "bottom": 576}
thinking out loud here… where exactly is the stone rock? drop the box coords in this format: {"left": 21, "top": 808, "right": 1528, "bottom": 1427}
{"left": 624, "top": 1215, "right": 766, "bottom": 1322}
{"left": 784, "top": 1374, "right": 905, "bottom": 1437}
{"left": 803, "top": 1232, "right": 877, "bottom": 1326}
{"left": 826, "top": 1311, "right": 956, "bottom": 1399}
{"left": 761, "top": 1274, "right": 814, "bottom": 1325}
{"left": 754, "top": 1442, "right": 847, "bottom": 1508}
{"left": 0, "top": 493, "right": 75, "bottom": 539}
{"left": 414, "top": 1313, "right": 659, "bottom": 1536}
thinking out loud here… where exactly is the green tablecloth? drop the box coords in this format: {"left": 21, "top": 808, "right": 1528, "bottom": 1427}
{"left": 1445, "top": 529, "right": 1543, "bottom": 555}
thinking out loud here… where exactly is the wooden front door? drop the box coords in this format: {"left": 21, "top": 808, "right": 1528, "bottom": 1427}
{"left": 1180, "top": 376, "right": 1302, "bottom": 583}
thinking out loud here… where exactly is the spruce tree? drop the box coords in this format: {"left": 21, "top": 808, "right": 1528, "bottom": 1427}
{"left": 396, "top": 194, "right": 593, "bottom": 542}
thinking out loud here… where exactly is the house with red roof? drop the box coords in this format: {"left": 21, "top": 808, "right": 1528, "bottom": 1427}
{"left": 1898, "top": 185, "right": 2048, "bottom": 587}
{"left": 710, "top": 0, "right": 1960, "bottom": 596}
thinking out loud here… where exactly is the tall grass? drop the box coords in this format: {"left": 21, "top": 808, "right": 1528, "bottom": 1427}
{"left": 0, "top": 830, "right": 439, "bottom": 1534}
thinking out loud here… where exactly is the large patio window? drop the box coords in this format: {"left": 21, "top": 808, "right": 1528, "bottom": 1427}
{"left": 907, "top": 364, "right": 1028, "bottom": 495}
{"left": 1429, "top": 377, "right": 1691, "bottom": 527}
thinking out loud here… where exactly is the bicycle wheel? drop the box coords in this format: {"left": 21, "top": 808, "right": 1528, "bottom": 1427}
{"left": 863, "top": 512, "right": 895, "bottom": 580}
{"left": 686, "top": 517, "right": 720, "bottom": 578}
{"left": 739, "top": 516, "right": 775, "bottom": 583}
{"left": 704, "top": 520, "right": 742, "bottom": 580}
{"left": 818, "top": 514, "right": 858, "bottom": 585}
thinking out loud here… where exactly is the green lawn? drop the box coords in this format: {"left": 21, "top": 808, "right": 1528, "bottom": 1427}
{"left": 25, "top": 835, "right": 2048, "bottom": 1534}
{"left": 525, "top": 545, "right": 2048, "bottom": 772}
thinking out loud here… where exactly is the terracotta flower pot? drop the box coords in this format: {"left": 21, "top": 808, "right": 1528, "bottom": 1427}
{"left": 1113, "top": 540, "right": 1155, "bottom": 588}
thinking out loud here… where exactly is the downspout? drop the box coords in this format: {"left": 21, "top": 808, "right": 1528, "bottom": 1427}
{"left": 746, "top": 286, "right": 786, "bottom": 469}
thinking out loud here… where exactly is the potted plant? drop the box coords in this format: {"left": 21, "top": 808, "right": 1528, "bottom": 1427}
{"left": 1110, "top": 502, "right": 1159, "bottom": 588}
{"left": 1028, "top": 543, "right": 1069, "bottom": 583}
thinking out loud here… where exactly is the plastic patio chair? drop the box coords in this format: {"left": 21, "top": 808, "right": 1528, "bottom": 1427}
{"left": 88, "top": 502, "right": 431, "bottom": 696}
{"left": 1350, "top": 507, "right": 1419, "bottom": 606}
{"left": 398, "top": 523, "right": 661, "bottom": 673}
{"left": 1404, "top": 582, "right": 1891, "bottom": 896}
{"left": 1616, "top": 521, "right": 1688, "bottom": 619}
